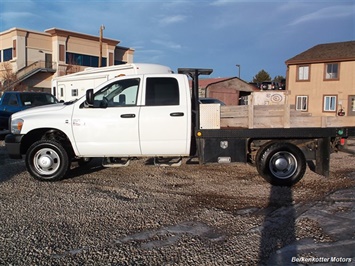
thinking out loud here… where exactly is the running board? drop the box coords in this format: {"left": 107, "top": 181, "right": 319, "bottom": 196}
{"left": 154, "top": 157, "right": 182, "bottom": 167}
{"left": 102, "top": 157, "right": 130, "bottom": 167}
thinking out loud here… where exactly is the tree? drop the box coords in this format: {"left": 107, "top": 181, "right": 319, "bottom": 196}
{"left": 0, "top": 62, "right": 17, "bottom": 92}
{"left": 0, "top": 62, "right": 27, "bottom": 91}
{"left": 252, "top": 69, "right": 272, "bottom": 83}
{"left": 273, "top": 75, "right": 285, "bottom": 82}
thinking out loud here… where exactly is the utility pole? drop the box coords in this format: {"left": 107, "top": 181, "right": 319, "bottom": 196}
{"left": 236, "top": 64, "right": 241, "bottom": 78}
{"left": 99, "top": 25, "right": 105, "bottom": 67}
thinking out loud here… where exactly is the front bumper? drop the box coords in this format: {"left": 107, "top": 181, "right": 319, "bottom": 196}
{"left": 5, "top": 133, "right": 24, "bottom": 159}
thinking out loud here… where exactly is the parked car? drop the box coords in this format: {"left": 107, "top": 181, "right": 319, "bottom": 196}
{"left": 260, "top": 81, "right": 286, "bottom": 90}
{"left": 199, "top": 97, "right": 226, "bottom": 105}
{"left": 0, "top": 91, "right": 59, "bottom": 130}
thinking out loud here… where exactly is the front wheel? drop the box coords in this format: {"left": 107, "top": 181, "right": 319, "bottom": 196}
{"left": 26, "top": 140, "right": 70, "bottom": 181}
{"left": 256, "top": 142, "right": 306, "bottom": 186}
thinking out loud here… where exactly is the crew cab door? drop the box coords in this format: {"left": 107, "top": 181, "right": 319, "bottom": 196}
{"left": 139, "top": 75, "right": 191, "bottom": 155}
{"left": 71, "top": 77, "right": 141, "bottom": 156}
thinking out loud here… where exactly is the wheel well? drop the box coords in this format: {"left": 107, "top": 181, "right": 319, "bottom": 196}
{"left": 248, "top": 138, "right": 317, "bottom": 164}
{"left": 21, "top": 128, "right": 75, "bottom": 158}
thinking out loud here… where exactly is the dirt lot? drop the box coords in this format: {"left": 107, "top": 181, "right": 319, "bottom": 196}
{"left": 0, "top": 138, "right": 354, "bottom": 265}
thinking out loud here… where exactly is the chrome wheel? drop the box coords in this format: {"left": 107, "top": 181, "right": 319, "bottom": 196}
{"left": 269, "top": 151, "right": 297, "bottom": 179}
{"left": 26, "top": 140, "right": 70, "bottom": 181}
{"left": 256, "top": 142, "right": 306, "bottom": 186}
{"left": 33, "top": 148, "right": 61, "bottom": 176}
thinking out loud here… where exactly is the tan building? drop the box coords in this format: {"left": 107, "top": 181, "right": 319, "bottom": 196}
{"left": 0, "top": 27, "right": 134, "bottom": 92}
{"left": 285, "top": 41, "right": 355, "bottom": 117}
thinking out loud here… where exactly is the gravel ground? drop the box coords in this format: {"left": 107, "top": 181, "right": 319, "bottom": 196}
{"left": 0, "top": 138, "right": 354, "bottom": 265}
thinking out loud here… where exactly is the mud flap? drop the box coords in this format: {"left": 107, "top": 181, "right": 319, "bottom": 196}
{"left": 315, "top": 137, "right": 330, "bottom": 177}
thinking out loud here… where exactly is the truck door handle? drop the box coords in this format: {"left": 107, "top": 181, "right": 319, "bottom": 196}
{"left": 170, "top": 112, "right": 184, "bottom": 117}
{"left": 120, "top": 114, "right": 136, "bottom": 118}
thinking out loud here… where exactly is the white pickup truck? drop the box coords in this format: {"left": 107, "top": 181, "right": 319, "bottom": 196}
{"left": 5, "top": 68, "right": 355, "bottom": 186}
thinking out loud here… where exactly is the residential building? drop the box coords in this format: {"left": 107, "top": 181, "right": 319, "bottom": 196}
{"left": 0, "top": 27, "right": 134, "bottom": 93}
{"left": 285, "top": 41, "right": 355, "bottom": 117}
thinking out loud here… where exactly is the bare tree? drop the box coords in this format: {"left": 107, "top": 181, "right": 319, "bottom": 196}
{"left": 0, "top": 62, "right": 17, "bottom": 92}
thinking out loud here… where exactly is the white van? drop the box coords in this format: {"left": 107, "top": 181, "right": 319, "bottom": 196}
{"left": 51, "top": 63, "right": 173, "bottom": 102}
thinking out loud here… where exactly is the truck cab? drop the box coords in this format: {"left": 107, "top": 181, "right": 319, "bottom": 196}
{"left": 73, "top": 74, "right": 191, "bottom": 157}
{"left": 6, "top": 73, "right": 192, "bottom": 181}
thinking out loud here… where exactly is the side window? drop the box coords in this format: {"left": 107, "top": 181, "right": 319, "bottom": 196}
{"left": 145, "top": 77, "right": 179, "bottom": 106}
{"left": 2, "top": 94, "right": 11, "bottom": 105}
{"left": 93, "top": 78, "right": 140, "bottom": 108}
{"left": 297, "top": 65, "right": 310, "bottom": 81}
{"left": 325, "top": 63, "right": 339, "bottom": 80}
{"left": 8, "top": 94, "right": 19, "bottom": 106}
{"left": 296, "top": 95, "right": 308, "bottom": 111}
{"left": 323, "top": 95, "right": 337, "bottom": 112}
{"left": 72, "top": 89, "right": 78, "bottom": 97}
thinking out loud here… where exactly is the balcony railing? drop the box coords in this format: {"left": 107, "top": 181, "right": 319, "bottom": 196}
{"left": 2, "top": 61, "right": 56, "bottom": 91}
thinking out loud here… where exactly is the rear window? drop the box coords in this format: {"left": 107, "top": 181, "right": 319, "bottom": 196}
{"left": 145, "top": 77, "right": 179, "bottom": 106}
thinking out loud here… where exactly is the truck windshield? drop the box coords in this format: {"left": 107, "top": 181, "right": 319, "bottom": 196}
{"left": 20, "top": 93, "right": 59, "bottom": 107}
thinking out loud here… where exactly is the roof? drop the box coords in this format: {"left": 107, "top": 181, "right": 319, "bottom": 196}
{"left": 188, "top": 77, "right": 229, "bottom": 88}
{"left": 45, "top": 28, "right": 120, "bottom": 46}
{"left": 187, "top": 77, "right": 259, "bottom": 92}
{"left": 0, "top": 27, "right": 122, "bottom": 46}
{"left": 285, "top": 41, "right": 355, "bottom": 65}
{"left": 207, "top": 77, "right": 260, "bottom": 92}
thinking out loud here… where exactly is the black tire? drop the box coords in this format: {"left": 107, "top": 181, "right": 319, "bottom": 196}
{"left": 25, "top": 140, "right": 70, "bottom": 181}
{"left": 256, "top": 142, "right": 306, "bottom": 186}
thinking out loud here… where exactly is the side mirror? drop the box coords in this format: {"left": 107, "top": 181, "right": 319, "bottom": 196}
{"left": 85, "top": 89, "right": 94, "bottom": 106}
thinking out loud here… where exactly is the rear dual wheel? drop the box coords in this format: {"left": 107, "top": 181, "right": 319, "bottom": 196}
{"left": 256, "top": 142, "right": 306, "bottom": 186}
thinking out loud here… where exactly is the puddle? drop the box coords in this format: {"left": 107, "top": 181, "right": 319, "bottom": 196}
{"left": 116, "top": 221, "right": 225, "bottom": 249}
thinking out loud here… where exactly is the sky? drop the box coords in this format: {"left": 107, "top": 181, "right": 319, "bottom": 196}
{"left": 0, "top": 0, "right": 354, "bottom": 82}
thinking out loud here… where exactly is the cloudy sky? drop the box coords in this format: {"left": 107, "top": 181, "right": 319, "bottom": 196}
{"left": 0, "top": 0, "right": 354, "bottom": 81}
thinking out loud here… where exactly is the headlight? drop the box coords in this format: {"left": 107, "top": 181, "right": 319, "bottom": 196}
{"left": 11, "top": 118, "right": 24, "bottom": 134}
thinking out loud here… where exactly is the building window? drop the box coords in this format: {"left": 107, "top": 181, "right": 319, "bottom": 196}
{"left": 323, "top": 95, "right": 337, "bottom": 112}
{"left": 325, "top": 63, "right": 339, "bottom": 80}
{"left": 59, "top": 45, "right": 65, "bottom": 62}
{"left": 296, "top": 96, "right": 308, "bottom": 111}
{"left": 297, "top": 65, "right": 310, "bottom": 81}
{"left": 109, "top": 52, "right": 114, "bottom": 66}
{"left": 12, "top": 40, "right": 16, "bottom": 58}
{"left": 72, "top": 89, "right": 78, "bottom": 97}
{"left": 115, "top": 60, "right": 126, "bottom": 65}
{"left": 66, "top": 52, "right": 107, "bottom": 67}
{"left": 352, "top": 97, "right": 355, "bottom": 111}
{"left": 3, "top": 48, "right": 13, "bottom": 61}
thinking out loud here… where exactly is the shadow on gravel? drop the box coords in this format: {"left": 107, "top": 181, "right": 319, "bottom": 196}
{"left": 0, "top": 131, "right": 27, "bottom": 182}
{"left": 258, "top": 186, "right": 297, "bottom": 265}
{"left": 64, "top": 158, "right": 105, "bottom": 181}
{"left": 0, "top": 155, "right": 26, "bottom": 183}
